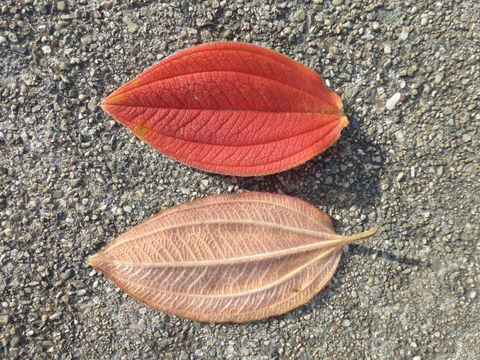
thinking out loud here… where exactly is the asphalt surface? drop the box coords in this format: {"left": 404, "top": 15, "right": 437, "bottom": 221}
{"left": 0, "top": 1, "right": 478, "bottom": 359}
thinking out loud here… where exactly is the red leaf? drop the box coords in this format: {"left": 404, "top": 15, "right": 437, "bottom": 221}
{"left": 101, "top": 42, "right": 348, "bottom": 176}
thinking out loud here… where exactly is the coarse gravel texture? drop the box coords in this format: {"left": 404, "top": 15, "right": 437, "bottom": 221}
{"left": 0, "top": 0, "right": 478, "bottom": 359}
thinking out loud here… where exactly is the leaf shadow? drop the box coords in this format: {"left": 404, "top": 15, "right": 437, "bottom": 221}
{"left": 350, "top": 244, "right": 431, "bottom": 268}
{"left": 224, "top": 244, "right": 430, "bottom": 330}
{"left": 228, "top": 104, "right": 385, "bottom": 216}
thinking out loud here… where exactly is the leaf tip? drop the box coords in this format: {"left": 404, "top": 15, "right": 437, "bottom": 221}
{"left": 351, "top": 226, "right": 378, "bottom": 242}
{"left": 340, "top": 115, "right": 349, "bottom": 128}
{"left": 337, "top": 226, "right": 378, "bottom": 247}
{"left": 101, "top": 92, "right": 125, "bottom": 107}
{"left": 99, "top": 99, "right": 108, "bottom": 113}
{"left": 86, "top": 253, "right": 100, "bottom": 269}
{"left": 366, "top": 226, "right": 379, "bottom": 236}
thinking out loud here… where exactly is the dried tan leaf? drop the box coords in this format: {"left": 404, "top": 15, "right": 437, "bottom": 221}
{"left": 88, "top": 192, "right": 377, "bottom": 322}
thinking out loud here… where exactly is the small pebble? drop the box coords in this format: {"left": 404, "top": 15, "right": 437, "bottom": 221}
{"left": 139, "top": 308, "right": 148, "bottom": 315}
{"left": 293, "top": 9, "right": 305, "bottom": 22}
{"left": 395, "top": 131, "right": 405, "bottom": 143}
{"left": 70, "top": 179, "right": 81, "bottom": 187}
{"left": 41, "top": 45, "right": 52, "bottom": 55}
{"left": 60, "top": 269, "right": 74, "bottom": 280}
{"left": 101, "top": 1, "right": 113, "bottom": 10}
{"left": 88, "top": 98, "right": 97, "bottom": 111}
{"left": 10, "top": 213, "right": 21, "bottom": 223}
{"left": 434, "top": 74, "right": 443, "bottom": 83}
{"left": 81, "top": 35, "right": 93, "bottom": 46}
{"left": 10, "top": 335, "right": 21, "bottom": 347}
{"left": 386, "top": 93, "right": 401, "bottom": 110}
{"left": 11, "top": 45, "right": 27, "bottom": 54}
{"left": 57, "top": 1, "right": 66, "bottom": 11}
{"left": 49, "top": 312, "right": 62, "bottom": 321}
{"left": 399, "top": 27, "right": 409, "bottom": 41}
{"left": 123, "top": 16, "right": 139, "bottom": 33}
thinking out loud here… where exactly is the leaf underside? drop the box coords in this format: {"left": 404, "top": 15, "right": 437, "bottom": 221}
{"left": 88, "top": 192, "right": 377, "bottom": 323}
{"left": 101, "top": 42, "right": 348, "bottom": 176}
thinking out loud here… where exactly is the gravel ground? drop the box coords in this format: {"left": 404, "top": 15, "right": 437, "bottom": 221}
{"left": 0, "top": 0, "right": 478, "bottom": 359}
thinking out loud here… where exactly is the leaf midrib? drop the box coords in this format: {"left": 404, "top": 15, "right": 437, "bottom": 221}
{"left": 113, "top": 247, "right": 337, "bottom": 299}
{"left": 98, "top": 219, "right": 342, "bottom": 268}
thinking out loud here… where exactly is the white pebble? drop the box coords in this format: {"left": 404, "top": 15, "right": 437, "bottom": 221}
{"left": 395, "top": 131, "right": 405, "bottom": 143}
{"left": 386, "top": 93, "right": 401, "bottom": 110}
{"left": 41, "top": 45, "right": 52, "bottom": 55}
{"left": 399, "top": 27, "right": 409, "bottom": 41}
